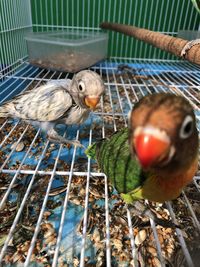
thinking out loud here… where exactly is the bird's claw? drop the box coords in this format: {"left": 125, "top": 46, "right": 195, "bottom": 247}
{"left": 127, "top": 202, "right": 181, "bottom": 229}
{"left": 153, "top": 217, "right": 181, "bottom": 229}
{"left": 48, "top": 137, "right": 84, "bottom": 148}
{"left": 69, "top": 140, "right": 85, "bottom": 148}
{"left": 47, "top": 128, "right": 85, "bottom": 148}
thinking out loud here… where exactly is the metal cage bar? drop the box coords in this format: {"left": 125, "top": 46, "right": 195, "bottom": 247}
{"left": 0, "top": 0, "right": 200, "bottom": 266}
{"left": 0, "top": 59, "right": 200, "bottom": 267}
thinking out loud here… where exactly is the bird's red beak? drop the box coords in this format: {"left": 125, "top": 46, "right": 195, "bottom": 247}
{"left": 133, "top": 127, "right": 171, "bottom": 169}
{"left": 84, "top": 96, "right": 100, "bottom": 110}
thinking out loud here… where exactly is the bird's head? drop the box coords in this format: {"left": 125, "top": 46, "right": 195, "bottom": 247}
{"left": 71, "top": 70, "right": 105, "bottom": 110}
{"left": 129, "top": 93, "right": 198, "bottom": 172}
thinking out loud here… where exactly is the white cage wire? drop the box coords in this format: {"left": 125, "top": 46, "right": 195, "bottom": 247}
{"left": 0, "top": 1, "right": 200, "bottom": 267}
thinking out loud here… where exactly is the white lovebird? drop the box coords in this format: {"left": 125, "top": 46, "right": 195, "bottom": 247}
{"left": 0, "top": 70, "right": 105, "bottom": 147}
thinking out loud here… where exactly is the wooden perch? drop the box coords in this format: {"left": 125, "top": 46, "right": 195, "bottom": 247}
{"left": 100, "top": 22, "right": 200, "bottom": 65}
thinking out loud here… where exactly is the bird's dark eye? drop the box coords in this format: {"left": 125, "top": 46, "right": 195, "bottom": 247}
{"left": 179, "top": 115, "right": 193, "bottom": 139}
{"left": 78, "top": 81, "right": 85, "bottom": 92}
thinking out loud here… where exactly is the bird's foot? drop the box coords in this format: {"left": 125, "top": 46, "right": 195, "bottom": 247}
{"left": 153, "top": 217, "right": 180, "bottom": 229}
{"left": 181, "top": 39, "right": 200, "bottom": 57}
{"left": 49, "top": 136, "right": 84, "bottom": 148}
{"left": 127, "top": 202, "right": 180, "bottom": 229}
{"left": 47, "top": 129, "right": 84, "bottom": 148}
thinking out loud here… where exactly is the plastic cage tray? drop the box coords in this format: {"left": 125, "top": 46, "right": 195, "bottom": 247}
{"left": 0, "top": 59, "right": 200, "bottom": 267}
{"left": 25, "top": 31, "right": 108, "bottom": 73}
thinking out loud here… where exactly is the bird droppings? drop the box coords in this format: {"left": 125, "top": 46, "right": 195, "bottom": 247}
{"left": 11, "top": 141, "right": 25, "bottom": 152}
{"left": 135, "top": 229, "right": 147, "bottom": 245}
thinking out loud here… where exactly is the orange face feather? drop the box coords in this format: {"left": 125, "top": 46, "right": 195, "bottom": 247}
{"left": 140, "top": 156, "right": 198, "bottom": 202}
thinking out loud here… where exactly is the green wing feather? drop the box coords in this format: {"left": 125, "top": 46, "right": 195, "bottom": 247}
{"left": 85, "top": 128, "right": 147, "bottom": 201}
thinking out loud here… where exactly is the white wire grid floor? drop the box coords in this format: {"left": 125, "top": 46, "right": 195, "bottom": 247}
{"left": 0, "top": 59, "right": 200, "bottom": 267}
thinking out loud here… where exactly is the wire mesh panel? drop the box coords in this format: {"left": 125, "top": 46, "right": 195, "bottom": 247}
{"left": 1, "top": 0, "right": 200, "bottom": 72}
{"left": 0, "top": 0, "right": 32, "bottom": 76}
{"left": 0, "top": 0, "right": 200, "bottom": 267}
{"left": 0, "top": 59, "right": 200, "bottom": 267}
{"left": 30, "top": 0, "right": 200, "bottom": 59}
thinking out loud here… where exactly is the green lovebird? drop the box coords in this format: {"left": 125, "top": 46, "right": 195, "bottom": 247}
{"left": 85, "top": 93, "right": 199, "bottom": 203}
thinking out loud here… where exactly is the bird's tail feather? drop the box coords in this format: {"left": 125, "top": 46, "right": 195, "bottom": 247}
{"left": 0, "top": 103, "right": 13, "bottom": 117}
{"left": 85, "top": 139, "right": 104, "bottom": 160}
{"left": 85, "top": 143, "right": 98, "bottom": 159}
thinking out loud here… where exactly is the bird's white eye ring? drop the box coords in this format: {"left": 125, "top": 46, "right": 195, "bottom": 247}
{"left": 179, "top": 115, "right": 193, "bottom": 139}
{"left": 127, "top": 110, "right": 132, "bottom": 127}
{"left": 78, "top": 81, "right": 85, "bottom": 92}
